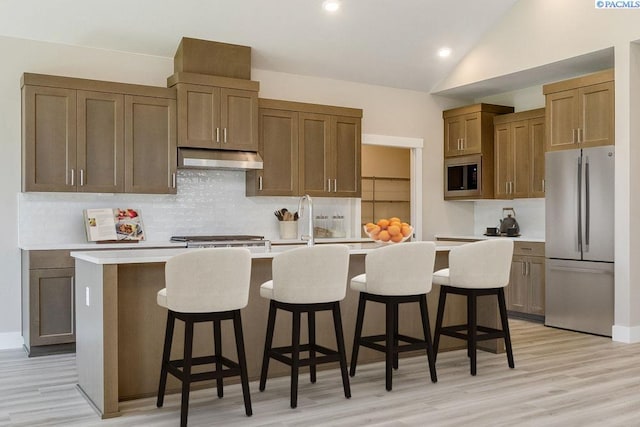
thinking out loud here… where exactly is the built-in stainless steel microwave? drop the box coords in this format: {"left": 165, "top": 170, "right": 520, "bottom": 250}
{"left": 444, "top": 154, "right": 482, "bottom": 198}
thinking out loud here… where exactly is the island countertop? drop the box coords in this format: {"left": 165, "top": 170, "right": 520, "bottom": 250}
{"left": 70, "top": 241, "right": 466, "bottom": 264}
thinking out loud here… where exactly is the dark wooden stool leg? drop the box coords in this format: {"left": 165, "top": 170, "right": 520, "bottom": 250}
{"left": 433, "top": 286, "right": 448, "bottom": 361}
{"left": 498, "top": 288, "right": 515, "bottom": 369}
{"left": 157, "top": 310, "right": 175, "bottom": 408}
{"left": 180, "top": 318, "right": 194, "bottom": 427}
{"left": 419, "top": 295, "right": 438, "bottom": 383}
{"left": 214, "top": 319, "right": 223, "bottom": 398}
{"left": 393, "top": 301, "right": 399, "bottom": 370}
{"left": 468, "top": 291, "right": 478, "bottom": 376}
{"left": 349, "top": 293, "right": 366, "bottom": 377}
{"left": 259, "top": 300, "right": 277, "bottom": 392}
{"left": 233, "top": 310, "right": 253, "bottom": 416}
{"left": 385, "top": 300, "right": 394, "bottom": 391}
{"left": 332, "top": 302, "right": 351, "bottom": 399}
{"left": 308, "top": 311, "right": 317, "bottom": 384}
{"left": 290, "top": 309, "right": 301, "bottom": 408}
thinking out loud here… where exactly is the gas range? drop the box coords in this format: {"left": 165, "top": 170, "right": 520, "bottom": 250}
{"left": 170, "top": 235, "right": 271, "bottom": 249}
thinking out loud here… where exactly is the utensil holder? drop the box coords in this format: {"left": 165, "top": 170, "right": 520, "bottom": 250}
{"left": 279, "top": 221, "right": 298, "bottom": 240}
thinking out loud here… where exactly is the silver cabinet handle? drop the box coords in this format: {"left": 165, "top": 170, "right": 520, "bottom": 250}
{"left": 327, "top": 178, "right": 331, "bottom": 192}
{"left": 216, "top": 127, "right": 220, "bottom": 143}
{"left": 510, "top": 181, "right": 514, "bottom": 194}
{"left": 334, "top": 178, "right": 337, "bottom": 193}
{"left": 461, "top": 138, "right": 465, "bottom": 150}
{"left": 79, "top": 169, "right": 84, "bottom": 186}
{"left": 70, "top": 169, "right": 75, "bottom": 186}
{"left": 172, "top": 172, "right": 176, "bottom": 188}
{"left": 542, "top": 179, "right": 545, "bottom": 192}
{"left": 258, "top": 176, "right": 263, "bottom": 191}
{"left": 506, "top": 182, "right": 509, "bottom": 194}
{"left": 578, "top": 128, "right": 582, "bottom": 143}
{"left": 522, "top": 261, "right": 526, "bottom": 276}
{"left": 223, "top": 128, "right": 228, "bottom": 143}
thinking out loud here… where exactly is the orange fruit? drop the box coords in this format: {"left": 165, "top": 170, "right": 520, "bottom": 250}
{"left": 389, "top": 221, "right": 402, "bottom": 230}
{"left": 401, "top": 222, "right": 410, "bottom": 228}
{"left": 378, "top": 230, "right": 391, "bottom": 242}
{"left": 390, "top": 233, "right": 404, "bottom": 243}
{"left": 365, "top": 222, "right": 376, "bottom": 232}
{"left": 401, "top": 225, "right": 412, "bottom": 237}
{"left": 389, "top": 217, "right": 401, "bottom": 223}
{"left": 377, "top": 219, "right": 390, "bottom": 229}
{"left": 388, "top": 225, "right": 401, "bottom": 236}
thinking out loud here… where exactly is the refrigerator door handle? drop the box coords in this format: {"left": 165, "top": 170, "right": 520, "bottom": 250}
{"left": 577, "top": 156, "right": 583, "bottom": 253}
{"left": 585, "top": 158, "right": 590, "bottom": 251}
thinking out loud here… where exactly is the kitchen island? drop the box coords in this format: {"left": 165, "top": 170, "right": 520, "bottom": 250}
{"left": 72, "top": 242, "right": 500, "bottom": 418}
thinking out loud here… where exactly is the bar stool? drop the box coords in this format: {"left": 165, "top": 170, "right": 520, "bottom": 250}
{"left": 156, "top": 248, "right": 252, "bottom": 427}
{"left": 432, "top": 239, "right": 514, "bottom": 376}
{"left": 259, "top": 244, "right": 351, "bottom": 409}
{"left": 349, "top": 241, "right": 438, "bottom": 391}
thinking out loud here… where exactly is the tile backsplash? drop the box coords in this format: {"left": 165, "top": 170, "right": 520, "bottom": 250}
{"left": 18, "top": 169, "right": 358, "bottom": 246}
{"left": 474, "top": 199, "right": 545, "bottom": 238}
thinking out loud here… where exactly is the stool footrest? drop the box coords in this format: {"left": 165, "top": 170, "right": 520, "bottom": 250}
{"left": 269, "top": 343, "right": 341, "bottom": 367}
{"left": 166, "top": 355, "right": 241, "bottom": 382}
{"left": 359, "top": 333, "right": 429, "bottom": 355}
{"left": 439, "top": 324, "right": 506, "bottom": 342}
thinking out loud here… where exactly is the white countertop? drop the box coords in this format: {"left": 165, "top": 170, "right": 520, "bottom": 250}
{"left": 435, "top": 234, "right": 545, "bottom": 243}
{"left": 71, "top": 241, "right": 464, "bottom": 265}
{"left": 19, "top": 241, "right": 187, "bottom": 251}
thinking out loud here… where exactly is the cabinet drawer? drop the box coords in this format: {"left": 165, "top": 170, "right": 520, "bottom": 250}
{"left": 27, "top": 250, "right": 74, "bottom": 269}
{"left": 514, "top": 242, "right": 544, "bottom": 257}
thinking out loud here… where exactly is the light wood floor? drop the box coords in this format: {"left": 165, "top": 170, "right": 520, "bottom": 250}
{"left": 2, "top": 319, "right": 640, "bottom": 426}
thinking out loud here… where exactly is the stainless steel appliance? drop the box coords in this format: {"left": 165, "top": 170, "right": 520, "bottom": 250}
{"left": 444, "top": 154, "right": 482, "bottom": 198}
{"left": 171, "top": 235, "right": 271, "bottom": 249}
{"left": 545, "top": 145, "right": 614, "bottom": 336}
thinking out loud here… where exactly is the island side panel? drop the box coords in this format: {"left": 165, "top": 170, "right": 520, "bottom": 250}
{"left": 75, "top": 260, "right": 119, "bottom": 418}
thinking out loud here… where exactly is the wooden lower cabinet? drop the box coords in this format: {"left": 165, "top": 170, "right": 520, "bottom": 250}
{"left": 22, "top": 250, "right": 76, "bottom": 356}
{"left": 507, "top": 242, "right": 545, "bottom": 319}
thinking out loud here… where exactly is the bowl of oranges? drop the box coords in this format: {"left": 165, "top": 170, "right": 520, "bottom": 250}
{"left": 364, "top": 217, "right": 413, "bottom": 244}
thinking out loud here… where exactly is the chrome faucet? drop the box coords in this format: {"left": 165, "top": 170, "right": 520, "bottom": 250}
{"left": 298, "top": 194, "right": 315, "bottom": 246}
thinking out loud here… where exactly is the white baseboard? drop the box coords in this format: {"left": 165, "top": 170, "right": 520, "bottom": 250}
{"left": 0, "top": 332, "right": 24, "bottom": 350}
{"left": 612, "top": 324, "right": 640, "bottom": 343}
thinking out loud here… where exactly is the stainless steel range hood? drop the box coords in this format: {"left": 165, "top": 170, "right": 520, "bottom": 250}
{"left": 178, "top": 148, "right": 263, "bottom": 170}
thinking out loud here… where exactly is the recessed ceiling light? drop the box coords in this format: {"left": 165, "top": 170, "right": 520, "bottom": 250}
{"left": 322, "top": 0, "right": 341, "bottom": 12}
{"left": 438, "top": 47, "right": 452, "bottom": 58}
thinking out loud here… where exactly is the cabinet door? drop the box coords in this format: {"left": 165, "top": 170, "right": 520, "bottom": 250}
{"left": 299, "top": 113, "right": 331, "bottom": 196}
{"left": 529, "top": 117, "right": 546, "bottom": 197}
{"left": 76, "top": 91, "right": 125, "bottom": 193}
{"left": 22, "top": 86, "right": 77, "bottom": 192}
{"left": 332, "top": 116, "right": 361, "bottom": 197}
{"left": 249, "top": 108, "right": 299, "bottom": 196}
{"left": 512, "top": 120, "right": 531, "bottom": 198}
{"left": 29, "top": 268, "right": 75, "bottom": 346}
{"left": 494, "top": 123, "right": 512, "bottom": 199}
{"left": 507, "top": 257, "right": 527, "bottom": 313}
{"left": 546, "top": 89, "right": 579, "bottom": 151}
{"left": 220, "top": 88, "right": 258, "bottom": 152}
{"left": 444, "top": 115, "right": 464, "bottom": 157}
{"left": 578, "top": 81, "right": 614, "bottom": 148}
{"left": 124, "top": 95, "right": 177, "bottom": 194}
{"left": 176, "top": 83, "right": 220, "bottom": 148}
{"left": 461, "top": 112, "right": 482, "bottom": 154}
{"left": 528, "top": 257, "right": 545, "bottom": 315}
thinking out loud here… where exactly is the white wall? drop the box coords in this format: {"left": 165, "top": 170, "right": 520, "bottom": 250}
{"left": 437, "top": 0, "right": 640, "bottom": 342}
{"left": 0, "top": 36, "right": 470, "bottom": 346}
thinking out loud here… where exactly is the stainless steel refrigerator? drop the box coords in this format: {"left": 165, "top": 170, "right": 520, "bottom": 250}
{"left": 545, "top": 145, "right": 614, "bottom": 336}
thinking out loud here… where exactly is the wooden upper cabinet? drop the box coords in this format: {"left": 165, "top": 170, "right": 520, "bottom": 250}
{"left": 248, "top": 98, "right": 362, "bottom": 198}
{"left": 124, "top": 95, "right": 177, "bottom": 194}
{"left": 169, "top": 73, "right": 259, "bottom": 152}
{"left": 22, "top": 73, "right": 177, "bottom": 194}
{"left": 493, "top": 108, "right": 545, "bottom": 199}
{"left": 246, "top": 108, "right": 299, "bottom": 196}
{"left": 543, "top": 69, "right": 614, "bottom": 151}
{"left": 300, "top": 113, "right": 332, "bottom": 196}
{"left": 76, "top": 91, "right": 125, "bottom": 193}
{"left": 443, "top": 104, "right": 513, "bottom": 158}
{"left": 22, "top": 85, "right": 77, "bottom": 192}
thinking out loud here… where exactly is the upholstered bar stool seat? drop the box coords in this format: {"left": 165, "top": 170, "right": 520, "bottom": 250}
{"left": 259, "top": 244, "right": 351, "bottom": 409}
{"left": 349, "top": 241, "right": 438, "bottom": 391}
{"left": 432, "top": 239, "right": 515, "bottom": 376}
{"left": 156, "top": 248, "right": 252, "bottom": 427}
